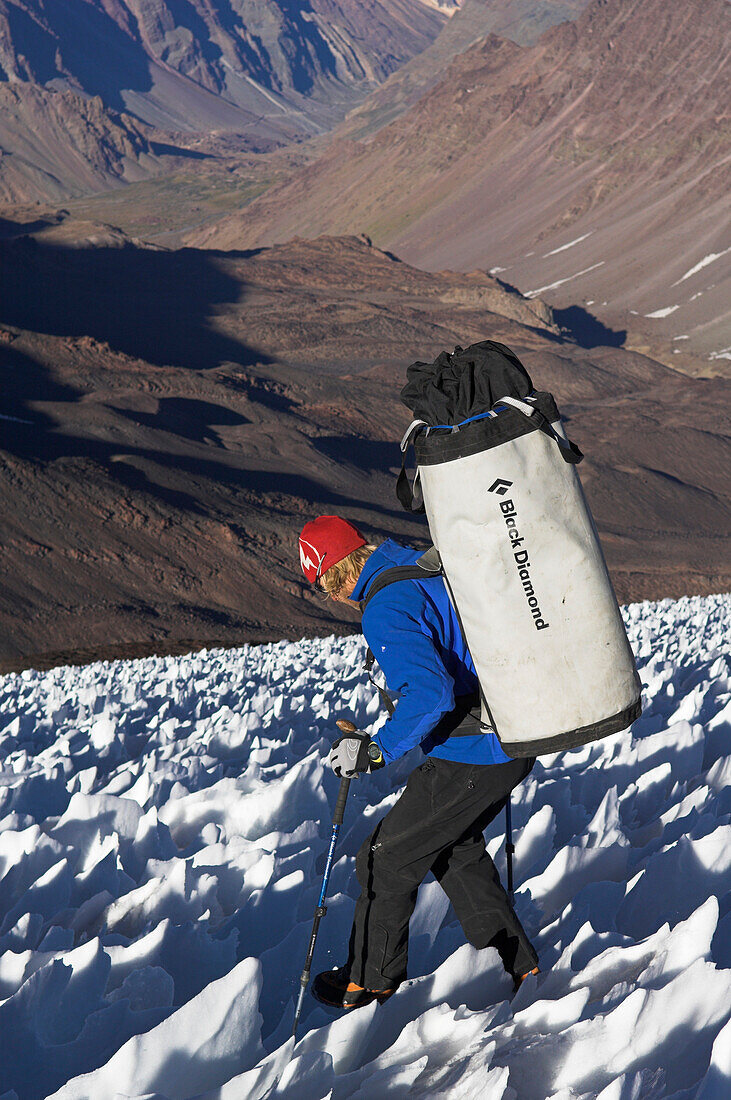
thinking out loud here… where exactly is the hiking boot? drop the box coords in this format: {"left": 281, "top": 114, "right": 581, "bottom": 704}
{"left": 512, "top": 966, "right": 540, "bottom": 993}
{"left": 312, "top": 966, "right": 395, "bottom": 1010}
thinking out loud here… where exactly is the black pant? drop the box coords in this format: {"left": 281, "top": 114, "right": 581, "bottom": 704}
{"left": 347, "top": 755, "right": 538, "bottom": 989}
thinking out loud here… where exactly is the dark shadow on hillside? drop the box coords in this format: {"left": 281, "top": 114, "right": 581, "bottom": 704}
{"left": 311, "top": 435, "right": 401, "bottom": 471}
{"left": 0, "top": 215, "right": 60, "bottom": 239}
{"left": 149, "top": 142, "right": 210, "bottom": 160}
{"left": 493, "top": 275, "right": 626, "bottom": 350}
{"left": 0, "top": 343, "right": 368, "bottom": 519}
{"left": 147, "top": 140, "right": 211, "bottom": 160}
{"left": 1, "top": 342, "right": 79, "bottom": 428}
{"left": 0, "top": 344, "right": 197, "bottom": 514}
{"left": 554, "top": 305, "right": 626, "bottom": 348}
{"left": 0, "top": 236, "right": 269, "bottom": 369}
{"left": 219, "top": 372, "right": 294, "bottom": 414}
{"left": 117, "top": 398, "right": 251, "bottom": 444}
{"left": 0, "top": 334, "right": 417, "bottom": 533}
{"left": 5, "top": 1, "right": 153, "bottom": 111}
{"left": 0, "top": 230, "right": 276, "bottom": 518}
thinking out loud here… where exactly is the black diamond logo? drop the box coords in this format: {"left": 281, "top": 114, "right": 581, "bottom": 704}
{"left": 488, "top": 478, "right": 513, "bottom": 495}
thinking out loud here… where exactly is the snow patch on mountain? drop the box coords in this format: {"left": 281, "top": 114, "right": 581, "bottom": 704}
{"left": 645, "top": 305, "right": 680, "bottom": 319}
{"left": 673, "top": 248, "right": 731, "bottom": 286}
{"left": 0, "top": 593, "right": 728, "bottom": 1098}
{"left": 542, "top": 231, "right": 594, "bottom": 257}
{"left": 526, "top": 261, "right": 605, "bottom": 297}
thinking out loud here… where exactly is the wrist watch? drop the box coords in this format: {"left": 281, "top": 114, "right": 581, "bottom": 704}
{"left": 367, "top": 740, "right": 385, "bottom": 767}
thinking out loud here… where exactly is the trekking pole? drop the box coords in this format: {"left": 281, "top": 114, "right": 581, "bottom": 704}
{"left": 291, "top": 720, "right": 355, "bottom": 1039}
{"left": 505, "top": 796, "right": 515, "bottom": 905}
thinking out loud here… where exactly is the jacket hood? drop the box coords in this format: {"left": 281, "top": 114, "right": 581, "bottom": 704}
{"left": 351, "top": 540, "right": 419, "bottom": 603}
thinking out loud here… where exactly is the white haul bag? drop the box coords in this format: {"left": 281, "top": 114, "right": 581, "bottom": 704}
{"left": 398, "top": 343, "right": 642, "bottom": 756}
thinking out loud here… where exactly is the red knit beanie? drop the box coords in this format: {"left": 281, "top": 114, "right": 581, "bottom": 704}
{"left": 298, "top": 516, "right": 366, "bottom": 584}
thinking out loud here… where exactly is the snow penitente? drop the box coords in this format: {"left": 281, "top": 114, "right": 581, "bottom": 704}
{"left": 1, "top": 594, "right": 729, "bottom": 1096}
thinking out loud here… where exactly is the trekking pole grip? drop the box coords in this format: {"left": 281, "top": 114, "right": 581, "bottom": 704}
{"left": 333, "top": 777, "right": 351, "bottom": 826}
{"left": 332, "top": 718, "right": 357, "bottom": 825}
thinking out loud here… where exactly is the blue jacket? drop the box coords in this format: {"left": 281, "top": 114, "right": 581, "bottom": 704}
{"left": 352, "top": 540, "right": 511, "bottom": 766}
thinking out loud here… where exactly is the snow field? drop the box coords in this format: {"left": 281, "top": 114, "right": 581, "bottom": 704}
{"left": 0, "top": 594, "right": 728, "bottom": 1098}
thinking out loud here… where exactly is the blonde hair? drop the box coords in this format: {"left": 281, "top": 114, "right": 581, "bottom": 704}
{"left": 320, "top": 544, "right": 377, "bottom": 600}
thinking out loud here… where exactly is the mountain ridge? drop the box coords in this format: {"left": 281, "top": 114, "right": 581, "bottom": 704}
{"left": 0, "top": 83, "right": 185, "bottom": 203}
{"left": 0, "top": 0, "right": 448, "bottom": 130}
{"left": 0, "top": 0, "right": 451, "bottom": 200}
{"left": 337, "top": 0, "right": 591, "bottom": 142}
{"left": 188, "top": 0, "right": 730, "bottom": 362}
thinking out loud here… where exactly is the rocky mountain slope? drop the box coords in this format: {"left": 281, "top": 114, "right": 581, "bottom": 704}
{"left": 191, "top": 0, "right": 730, "bottom": 364}
{"left": 0, "top": 0, "right": 451, "bottom": 200}
{"left": 1, "top": 216, "right": 729, "bottom": 671}
{"left": 0, "top": 83, "right": 182, "bottom": 203}
{"left": 0, "top": 0, "right": 447, "bottom": 132}
{"left": 338, "top": 0, "right": 591, "bottom": 142}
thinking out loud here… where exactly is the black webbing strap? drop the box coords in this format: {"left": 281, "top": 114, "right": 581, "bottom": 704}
{"left": 396, "top": 464, "right": 424, "bottom": 513}
{"left": 500, "top": 395, "right": 583, "bottom": 464}
{"left": 359, "top": 555, "right": 491, "bottom": 737}
{"left": 532, "top": 408, "right": 583, "bottom": 464}
{"left": 361, "top": 556, "right": 443, "bottom": 719}
{"left": 438, "top": 565, "right": 497, "bottom": 735}
{"left": 364, "top": 648, "right": 395, "bottom": 717}
{"left": 396, "top": 421, "right": 427, "bottom": 513}
{"left": 359, "top": 564, "right": 438, "bottom": 614}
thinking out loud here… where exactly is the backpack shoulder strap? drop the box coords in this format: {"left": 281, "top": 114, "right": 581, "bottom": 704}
{"left": 359, "top": 548, "right": 442, "bottom": 614}
{"left": 364, "top": 646, "right": 396, "bottom": 716}
{"left": 361, "top": 548, "right": 443, "bottom": 717}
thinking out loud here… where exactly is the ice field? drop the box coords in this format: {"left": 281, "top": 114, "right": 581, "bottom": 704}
{"left": 0, "top": 593, "right": 729, "bottom": 1099}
